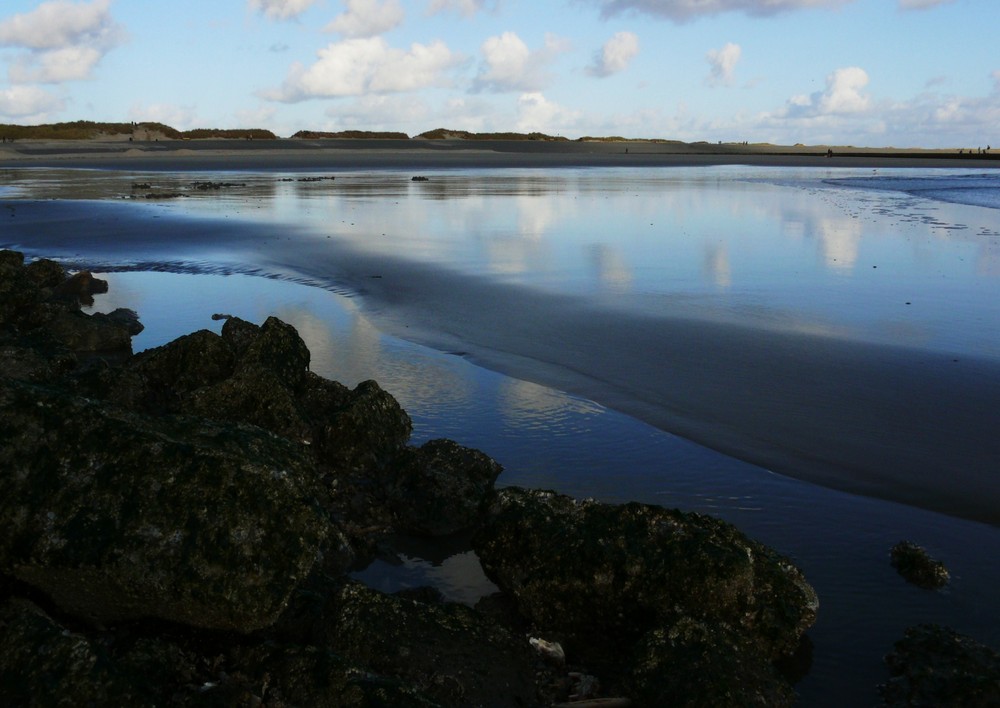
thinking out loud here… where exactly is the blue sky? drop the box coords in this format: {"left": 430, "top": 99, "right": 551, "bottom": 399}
{"left": 0, "top": 0, "right": 996, "bottom": 147}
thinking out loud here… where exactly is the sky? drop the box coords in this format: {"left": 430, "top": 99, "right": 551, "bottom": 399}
{"left": 0, "top": 0, "right": 996, "bottom": 147}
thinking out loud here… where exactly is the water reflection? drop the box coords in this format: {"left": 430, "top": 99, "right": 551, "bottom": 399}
{"left": 5, "top": 165, "right": 999, "bottom": 357}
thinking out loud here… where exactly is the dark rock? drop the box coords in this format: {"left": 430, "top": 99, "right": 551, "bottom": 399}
{"left": 47, "top": 309, "right": 134, "bottom": 355}
{"left": 626, "top": 618, "right": 796, "bottom": 707}
{"left": 96, "top": 307, "right": 144, "bottom": 336}
{"left": 311, "top": 378, "right": 413, "bottom": 472}
{"left": 322, "top": 581, "right": 538, "bottom": 708}
{"left": 387, "top": 438, "right": 503, "bottom": 536}
{"left": 24, "top": 258, "right": 66, "bottom": 289}
{"left": 237, "top": 315, "right": 311, "bottom": 389}
{"left": 880, "top": 624, "right": 1000, "bottom": 707}
{"left": 0, "top": 599, "right": 157, "bottom": 706}
{"left": 0, "top": 377, "right": 330, "bottom": 632}
{"left": 473, "top": 487, "right": 818, "bottom": 672}
{"left": 220, "top": 314, "right": 261, "bottom": 357}
{"left": 890, "top": 541, "right": 950, "bottom": 589}
{"left": 52, "top": 270, "right": 109, "bottom": 306}
{"left": 228, "top": 641, "right": 439, "bottom": 707}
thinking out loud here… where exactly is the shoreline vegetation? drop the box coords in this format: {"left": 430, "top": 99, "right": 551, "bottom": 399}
{"left": 1, "top": 121, "right": 998, "bottom": 171}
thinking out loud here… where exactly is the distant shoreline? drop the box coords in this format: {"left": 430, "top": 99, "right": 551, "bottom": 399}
{"left": 2, "top": 137, "right": 998, "bottom": 171}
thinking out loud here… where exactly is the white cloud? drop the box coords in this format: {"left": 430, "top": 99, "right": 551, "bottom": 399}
{"left": 780, "top": 66, "right": 870, "bottom": 118}
{"left": 262, "top": 37, "right": 461, "bottom": 102}
{"left": 325, "top": 0, "right": 404, "bottom": 37}
{"left": 588, "top": 0, "right": 851, "bottom": 22}
{"left": 128, "top": 102, "right": 199, "bottom": 131}
{"left": 9, "top": 46, "right": 103, "bottom": 83}
{"left": 0, "top": 0, "right": 119, "bottom": 50}
{"left": 0, "top": 84, "right": 65, "bottom": 118}
{"left": 0, "top": 0, "right": 124, "bottom": 84}
{"left": 428, "top": 0, "right": 498, "bottom": 16}
{"left": 898, "top": 0, "right": 955, "bottom": 9}
{"left": 248, "top": 0, "right": 320, "bottom": 20}
{"left": 706, "top": 42, "right": 741, "bottom": 86}
{"left": 587, "top": 31, "right": 640, "bottom": 77}
{"left": 515, "top": 92, "right": 581, "bottom": 133}
{"left": 474, "top": 32, "right": 569, "bottom": 92}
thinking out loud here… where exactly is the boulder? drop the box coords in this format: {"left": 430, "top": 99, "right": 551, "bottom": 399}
{"left": 473, "top": 487, "right": 818, "bottom": 671}
{"left": 0, "top": 376, "right": 331, "bottom": 632}
{"left": 387, "top": 438, "right": 503, "bottom": 536}
{"left": 319, "top": 581, "right": 538, "bottom": 707}
{"left": 625, "top": 618, "right": 796, "bottom": 707}
{"left": 880, "top": 624, "right": 1000, "bottom": 706}
{"left": 890, "top": 541, "right": 949, "bottom": 589}
{"left": 52, "top": 269, "right": 109, "bottom": 305}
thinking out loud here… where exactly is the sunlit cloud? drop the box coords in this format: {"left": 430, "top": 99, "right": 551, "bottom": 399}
{"left": 706, "top": 42, "right": 741, "bottom": 87}
{"left": 474, "top": 32, "right": 569, "bottom": 92}
{"left": 262, "top": 37, "right": 462, "bottom": 102}
{"left": 780, "top": 66, "right": 870, "bottom": 118}
{"left": 587, "top": 31, "right": 640, "bottom": 78}
{"left": 248, "top": 0, "right": 319, "bottom": 21}
{"left": 325, "top": 0, "right": 405, "bottom": 38}
{"left": 0, "top": 84, "right": 65, "bottom": 118}
{"left": 587, "top": 0, "right": 852, "bottom": 22}
{"left": 0, "top": 0, "right": 125, "bottom": 84}
{"left": 898, "top": 0, "right": 955, "bottom": 8}
{"left": 515, "top": 92, "right": 581, "bottom": 133}
{"left": 428, "top": 0, "right": 499, "bottom": 16}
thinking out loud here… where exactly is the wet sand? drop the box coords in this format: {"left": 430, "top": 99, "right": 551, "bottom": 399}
{"left": 2, "top": 144, "right": 999, "bottom": 527}
{"left": 4, "top": 189, "right": 1000, "bottom": 527}
{"left": 1, "top": 136, "right": 994, "bottom": 171}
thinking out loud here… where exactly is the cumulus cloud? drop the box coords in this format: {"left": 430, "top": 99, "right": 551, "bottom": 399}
{"left": 898, "top": 0, "right": 955, "bottom": 8}
{"left": 587, "top": 31, "right": 639, "bottom": 77}
{"left": 248, "top": 0, "right": 319, "bottom": 20}
{"left": 706, "top": 42, "right": 741, "bottom": 86}
{"left": 262, "top": 37, "right": 461, "bottom": 102}
{"left": 325, "top": 0, "right": 404, "bottom": 37}
{"left": 515, "top": 92, "right": 581, "bottom": 133}
{"left": 782, "top": 66, "right": 870, "bottom": 117}
{"left": 428, "top": 0, "right": 498, "bottom": 15}
{"left": 0, "top": 84, "right": 65, "bottom": 118}
{"left": 587, "top": 0, "right": 850, "bottom": 22}
{"left": 0, "top": 0, "right": 125, "bottom": 84}
{"left": 474, "top": 32, "right": 569, "bottom": 92}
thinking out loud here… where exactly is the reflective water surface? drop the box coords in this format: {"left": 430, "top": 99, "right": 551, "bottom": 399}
{"left": 5, "top": 165, "right": 1000, "bottom": 706}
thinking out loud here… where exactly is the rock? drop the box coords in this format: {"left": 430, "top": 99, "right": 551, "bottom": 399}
{"left": 0, "top": 599, "right": 157, "bottom": 706}
{"left": 237, "top": 315, "right": 311, "bottom": 389}
{"left": 52, "top": 270, "right": 109, "bottom": 306}
{"left": 321, "top": 581, "right": 538, "bottom": 708}
{"left": 0, "top": 377, "right": 330, "bottom": 632}
{"left": 387, "top": 438, "right": 503, "bottom": 536}
{"left": 46, "top": 309, "right": 134, "bottom": 356}
{"left": 880, "top": 624, "right": 1000, "bottom": 706}
{"left": 625, "top": 618, "right": 796, "bottom": 707}
{"left": 473, "top": 487, "right": 818, "bottom": 673}
{"left": 24, "top": 258, "right": 66, "bottom": 289}
{"left": 890, "top": 541, "right": 949, "bottom": 589}
{"left": 310, "top": 378, "right": 413, "bottom": 472}
{"left": 127, "top": 328, "right": 236, "bottom": 409}
{"left": 227, "top": 641, "right": 440, "bottom": 707}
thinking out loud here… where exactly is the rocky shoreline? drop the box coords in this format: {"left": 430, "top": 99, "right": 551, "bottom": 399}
{"left": 1, "top": 249, "right": 997, "bottom": 706}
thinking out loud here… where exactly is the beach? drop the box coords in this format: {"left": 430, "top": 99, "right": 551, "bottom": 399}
{"left": 2, "top": 139, "right": 1000, "bottom": 704}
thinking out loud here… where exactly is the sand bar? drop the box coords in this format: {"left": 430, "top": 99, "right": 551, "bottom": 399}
{"left": 2, "top": 136, "right": 998, "bottom": 170}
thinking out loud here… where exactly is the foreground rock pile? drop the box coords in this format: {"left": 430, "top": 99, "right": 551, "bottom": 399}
{"left": 0, "top": 248, "right": 992, "bottom": 705}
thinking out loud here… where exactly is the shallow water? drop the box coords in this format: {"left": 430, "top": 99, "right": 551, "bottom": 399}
{"left": 4, "top": 165, "right": 1000, "bottom": 705}
{"left": 84, "top": 270, "right": 1000, "bottom": 707}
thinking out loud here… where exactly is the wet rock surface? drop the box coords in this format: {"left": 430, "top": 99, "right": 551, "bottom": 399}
{"left": 880, "top": 624, "right": 1000, "bottom": 706}
{"left": 890, "top": 540, "right": 950, "bottom": 589}
{"left": 473, "top": 487, "right": 819, "bottom": 698}
{"left": 0, "top": 248, "right": 848, "bottom": 705}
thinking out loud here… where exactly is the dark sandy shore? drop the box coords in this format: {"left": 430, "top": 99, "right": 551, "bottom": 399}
{"left": 2, "top": 136, "right": 996, "bottom": 171}
{"left": 2, "top": 141, "right": 999, "bottom": 528}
